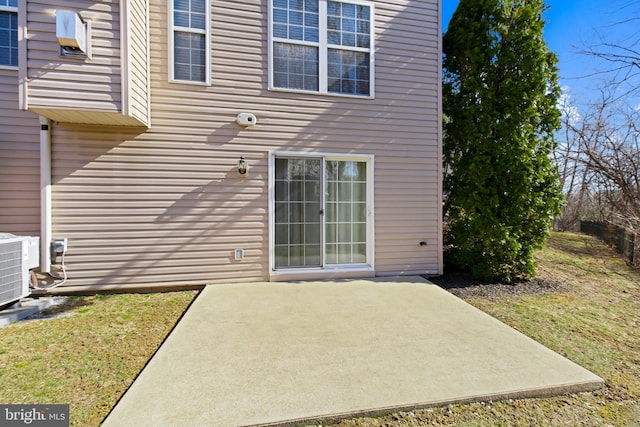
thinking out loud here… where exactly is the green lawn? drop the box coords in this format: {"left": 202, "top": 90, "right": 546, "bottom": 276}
{"left": 1, "top": 232, "right": 638, "bottom": 426}
{"left": 0, "top": 291, "right": 197, "bottom": 426}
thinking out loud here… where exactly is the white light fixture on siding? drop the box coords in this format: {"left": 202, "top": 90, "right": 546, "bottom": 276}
{"left": 238, "top": 156, "right": 248, "bottom": 175}
{"left": 236, "top": 112, "right": 257, "bottom": 127}
{"left": 56, "top": 10, "right": 90, "bottom": 57}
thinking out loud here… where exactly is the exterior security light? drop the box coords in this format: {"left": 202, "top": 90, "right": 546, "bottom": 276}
{"left": 238, "top": 156, "right": 248, "bottom": 175}
{"left": 236, "top": 112, "right": 257, "bottom": 127}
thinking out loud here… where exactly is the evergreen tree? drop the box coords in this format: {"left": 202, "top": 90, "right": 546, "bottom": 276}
{"left": 442, "top": 0, "right": 563, "bottom": 282}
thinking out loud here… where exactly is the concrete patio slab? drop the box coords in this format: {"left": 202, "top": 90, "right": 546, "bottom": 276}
{"left": 102, "top": 276, "right": 603, "bottom": 426}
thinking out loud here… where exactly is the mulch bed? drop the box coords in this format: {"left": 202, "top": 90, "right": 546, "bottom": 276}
{"left": 427, "top": 272, "right": 567, "bottom": 300}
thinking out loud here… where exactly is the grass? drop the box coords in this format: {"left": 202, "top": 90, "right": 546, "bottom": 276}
{"left": 0, "top": 291, "right": 197, "bottom": 426}
{"left": 325, "top": 232, "right": 640, "bottom": 426}
{"left": 0, "top": 232, "right": 638, "bottom": 426}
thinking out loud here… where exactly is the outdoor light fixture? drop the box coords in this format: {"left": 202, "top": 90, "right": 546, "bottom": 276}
{"left": 236, "top": 112, "right": 257, "bottom": 127}
{"left": 238, "top": 156, "right": 248, "bottom": 175}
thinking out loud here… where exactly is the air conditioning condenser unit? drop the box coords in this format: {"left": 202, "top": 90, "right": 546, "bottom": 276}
{"left": 0, "top": 234, "right": 40, "bottom": 307}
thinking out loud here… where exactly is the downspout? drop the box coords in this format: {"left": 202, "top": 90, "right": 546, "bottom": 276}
{"left": 39, "top": 115, "right": 51, "bottom": 274}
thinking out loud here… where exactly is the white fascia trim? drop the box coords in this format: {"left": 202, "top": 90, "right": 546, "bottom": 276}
{"left": 16, "top": 1, "right": 27, "bottom": 109}
{"left": 145, "top": 0, "right": 151, "bottom": 124}
{"left": 120, "top": 0, "right": 131, "bottom": 117}
{"left": 14, "top": 1, "right": 29, "bottom": 110}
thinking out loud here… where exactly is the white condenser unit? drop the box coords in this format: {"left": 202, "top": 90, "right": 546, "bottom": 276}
{"left": 0, "top": 234, "right": 40, "bottom": 307}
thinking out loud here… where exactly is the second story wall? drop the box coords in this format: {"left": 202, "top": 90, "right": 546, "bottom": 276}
{"left": 22, "top": 0, "right": 149, "bottom": 126}
{"left": 25, "top": 0, "right": 123, "bottom": 118}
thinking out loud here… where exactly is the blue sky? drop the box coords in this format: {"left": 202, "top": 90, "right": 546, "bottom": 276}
{"left": 442, "top": 0, "right": 638, "bottom": 103}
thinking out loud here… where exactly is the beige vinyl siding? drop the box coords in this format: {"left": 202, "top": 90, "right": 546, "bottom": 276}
{"left": 48, "top": 0, "right": 441, "bottom": 290}
{"left": 25, "top": 0, "right": 122, "bottom": 113}
{"left": 0, "top": 70, "right": 41, "bottom": 236}
{"left": 122, "top": 0, "right": 150, "bottom": 126}
{"left": 50, "top": 124, "right": 269, "bottom": 288}
{"left": 23, "top": 0, "right": 149, "bottom": 126}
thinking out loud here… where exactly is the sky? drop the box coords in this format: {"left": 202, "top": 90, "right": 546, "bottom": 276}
{"left": 442, "top": 0, "right": 639, "bottom": 105}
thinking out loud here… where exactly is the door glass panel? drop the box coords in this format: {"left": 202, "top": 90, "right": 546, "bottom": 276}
{"left": 290, "top": 223, "right": 304, "bottom": 244}
{"left": 275, "top": 224, "right": 288, "bottom": 244}
{"left": 305, "top": 181, "right": 320, "bottom": 200}
{"left": 353, "top": 202, "right": 366, "bottom": 222}
{"left": 305, "top": 202, "right": 320, "bottom": 222}
{"left": 289, "top": 245, "right": 303, "bottom": 266}
{"left": 337, "top": 202, "right": 352, "bottom": 222}
{"left": 275, "top": 202, "right": 288, "bottom": 223}
{"left": 305, "top": 224, "right": 320, "bottom": 244}
{"left": 353, "top": 182, "right": 366, "bottom": 201}
{"left": 338, "top": 223, "right": 352, "bottom": 242}
{"left": 353, "top": 222, "right": 366, "bottom": 242}
{"left": 274, "top": 158, "right": 322, "bottom": 268}
{"left": 325, "top": 160, "right": 367, "bottom": 265}
{"left": 338, "top": 243, "right": 352, "bottom": 263}
{"left": 325, "top": 243, "right": 337, "bottom": 264}
{"left": 353, "top": 243, "right": 367, "bottom": 263}
{"left": 305, "top": 244, "right": 321, "bottom": 265}
{"left": 290, "top": 202, "right": 304, "bottom": 222}
{"left": 325, "top": 161, "right": 339, "bottom": 181}
{"left": 275, "top": 181, "right": 288, "bottom": 201}
{"left": 275, "top": 246, "right": 289, "bottom": 267}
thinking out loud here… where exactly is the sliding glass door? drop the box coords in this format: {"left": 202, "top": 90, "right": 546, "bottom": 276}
{"left": 273, "top": 155, "right": 371, "bottom": 270}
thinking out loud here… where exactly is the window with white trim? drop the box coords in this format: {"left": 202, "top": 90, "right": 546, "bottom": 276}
{"left": 170, "top": 0, "right": 210, "bottom": 84}
{"left": 271, "top": 0, "right": 374, "bottom": 97}
{"left": 0, "top": 0, "right": 18, "bottom": 68}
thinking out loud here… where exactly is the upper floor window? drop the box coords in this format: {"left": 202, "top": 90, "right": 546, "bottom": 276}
{"left": 169, "top": 0, "right": 210, "bottom": 84}
{"left": 0, "top": 0, "right": 18, "bottom": 68}
{"left": 270, "top": 0, "right": 374, "bottom": 97}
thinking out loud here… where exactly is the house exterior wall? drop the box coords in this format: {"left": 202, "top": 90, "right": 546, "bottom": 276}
{"left": 21, "top": 0, "right": 149, "bottom": 126}
{"left": 14, "top": 0, "right": 442, "bottom": 291}
{"left": 0, "top": 69, "right": 41, "bottom": 236}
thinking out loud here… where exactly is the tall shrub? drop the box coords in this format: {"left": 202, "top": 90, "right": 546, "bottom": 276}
{"left": 443, "top": 0, "right": 563, "bottom": 282}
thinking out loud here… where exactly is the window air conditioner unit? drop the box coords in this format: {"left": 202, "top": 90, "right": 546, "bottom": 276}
{"left": 56, "top": 10, "right": 89, "bottom": 56}
{"left": 0, "top": 234, "right": 40, "bottom": 307}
